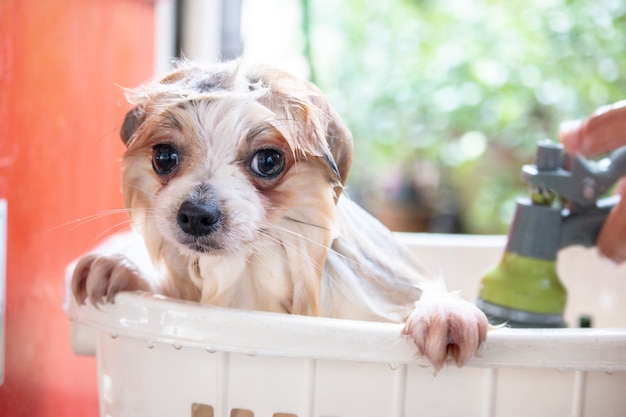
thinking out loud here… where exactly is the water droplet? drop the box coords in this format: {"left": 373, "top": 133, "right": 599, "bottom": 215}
{"left": 173, "top": 342, "right": 183, "bottom": 350}
{"left": 146, "top": 340, "right": 156, "bottom": 349}
{"left": 606, "top": 370, "right": 616, "bottom": 376}
{"left": 109, "top": 333, "right": 118, "bottom": 339}
{"left": 204, "top": 345, "right": 217, "bottom": 354}
{"left": 247, "top": 351, "right": 257, "bottom": 357}
{"left": 388, "top": 363, "right": 400, "bottom": 371}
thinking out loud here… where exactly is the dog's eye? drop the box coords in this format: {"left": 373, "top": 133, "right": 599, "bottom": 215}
{"left": 250, "top": 149, "right": 285, "bottom": 178}
{"left": 152, "top": 144, "right": 180, "bottom": 175}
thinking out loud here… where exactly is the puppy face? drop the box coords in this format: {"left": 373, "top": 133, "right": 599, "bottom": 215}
{"left": 120, "top": 61, "right": 353, "bottom": 271}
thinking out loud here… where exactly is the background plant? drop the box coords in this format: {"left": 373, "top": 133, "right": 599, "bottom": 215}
{"left": 303, "top": 0, "right": 626, "bottom": 233}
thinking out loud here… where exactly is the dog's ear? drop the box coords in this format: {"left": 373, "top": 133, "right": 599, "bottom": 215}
{"left": 297, "top": 91, "right": 353, "bottom": 202}
{"left": 120, "top": 106, "right": 145, "bottom": 147}
{"left": 255, "top": 68, "right": 354, "bottom": 194}
{"left": 319, "top": 101, "right": 353, "bottom": 189}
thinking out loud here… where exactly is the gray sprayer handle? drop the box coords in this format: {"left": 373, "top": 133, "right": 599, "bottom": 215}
{"left": 560, "top": 195, "right": 620, "bottom": 249}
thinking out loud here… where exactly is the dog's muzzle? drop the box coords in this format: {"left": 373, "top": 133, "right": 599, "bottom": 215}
{"left": 177, "top": 199, "right": 222, "bottom": 237}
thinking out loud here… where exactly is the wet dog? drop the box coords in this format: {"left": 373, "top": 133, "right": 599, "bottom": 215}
{"left": 72, "top": 60, "right": 488, "bottom": 370}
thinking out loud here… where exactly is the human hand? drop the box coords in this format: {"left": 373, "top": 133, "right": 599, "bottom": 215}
{"left": 559, "top": 100, "right": 626, "bottom": 263}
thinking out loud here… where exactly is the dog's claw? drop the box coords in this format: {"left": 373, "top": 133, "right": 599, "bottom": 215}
{"left": 402, "top": 293, "right": 488, "bottom": 372}
{"left": 71, "top": 254, "right": 150, "bottom": 306}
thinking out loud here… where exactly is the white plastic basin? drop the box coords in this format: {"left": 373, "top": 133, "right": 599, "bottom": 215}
{"left": 65, "top": 231, "right": 626, "bottom": 417}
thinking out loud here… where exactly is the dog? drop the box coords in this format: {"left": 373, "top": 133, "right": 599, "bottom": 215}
{"left": 71, "top": 59, "right": 488, "bottom": 370}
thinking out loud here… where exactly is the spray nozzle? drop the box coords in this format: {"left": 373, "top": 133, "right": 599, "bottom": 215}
{"left": 523, "top": 139, "right": 626, "bottom": 208}
{"left": 476, "top": 140, "right": 626, "bottom": 328}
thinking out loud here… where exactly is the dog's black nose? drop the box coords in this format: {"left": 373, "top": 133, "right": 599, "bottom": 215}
{"left": 177, "top": 199, "right": 222, "bottom": 236}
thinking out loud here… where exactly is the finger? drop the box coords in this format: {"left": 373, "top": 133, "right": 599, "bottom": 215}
{"left": 597, "top": 178, "right": 626, "bottom": 264}
{"left": 559, "top": 119, "right": 583, "bottom": 153}
{"left": 560, "top": 101, "right": 626, "bottom": 157}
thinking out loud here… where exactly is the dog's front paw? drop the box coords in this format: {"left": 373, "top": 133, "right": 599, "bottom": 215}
{"left": 402, "top": 292, "right": 488, "bottom": 371}
{"left": 71, "top": 254, "right": 151, "bottom": 306}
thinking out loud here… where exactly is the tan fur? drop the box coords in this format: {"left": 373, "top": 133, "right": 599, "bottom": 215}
{"left": 72, "top": 59, "right": 488, "bottom": 370}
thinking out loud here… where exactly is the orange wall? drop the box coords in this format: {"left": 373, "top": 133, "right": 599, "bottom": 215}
{"left": 0, "top": 1, "right": 155, "bottom": 415}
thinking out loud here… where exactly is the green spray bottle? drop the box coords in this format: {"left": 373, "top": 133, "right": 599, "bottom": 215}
{"left": 477, "top": 140, "right": 626, "bottom": 328}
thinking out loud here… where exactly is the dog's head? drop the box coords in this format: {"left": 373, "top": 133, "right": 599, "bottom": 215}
{"left": 119, "top": 61, "right": 353, "bottom": 288}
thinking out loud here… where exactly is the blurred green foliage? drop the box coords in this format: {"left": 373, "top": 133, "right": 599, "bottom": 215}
{"left": 304, "top": 0, "right": 626, "bottom": 233}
